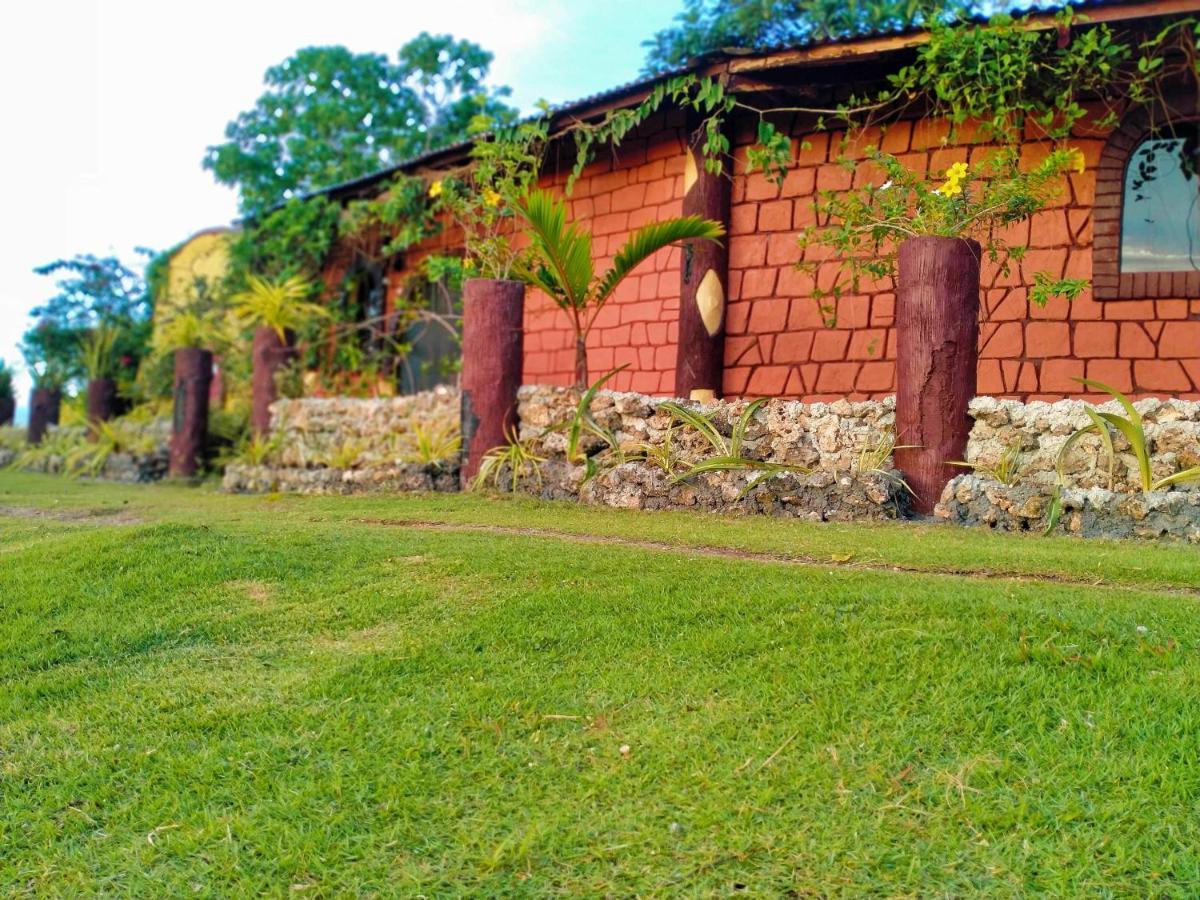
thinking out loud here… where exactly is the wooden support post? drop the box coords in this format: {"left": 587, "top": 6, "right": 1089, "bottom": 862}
{"left": 85, "top": 377, "right": 118, "bottom": 439}
{"left": 251, "top": 327, "right": 294, "bottom": 437}
{"left": 894, "top": 236, "right": 981, "bottom": 514}
{"left": 170, "top": 347, "right": 213, "bottom": 478}
{"left": 460, "top": 278, "right": 524, "bottom": 487}
{"left": 27, "top": 387, "right": 61, "bottom": 445}
{"left": 674, "top": 117, "right": 731, "bottom": 402}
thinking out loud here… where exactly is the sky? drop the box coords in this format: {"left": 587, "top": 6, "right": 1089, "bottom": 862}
{"left": 0, "top": 0, "right": 681, "bottom": 419}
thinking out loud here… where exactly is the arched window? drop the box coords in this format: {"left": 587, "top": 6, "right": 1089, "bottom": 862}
{"left": 1095, "top": 113, "right": 1200, "bottom": 299}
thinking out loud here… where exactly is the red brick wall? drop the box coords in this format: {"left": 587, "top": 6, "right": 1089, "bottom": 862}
{"left": 724, "top": 114, "right": 1200, "bottom": 402}
{"left": 326, "top": 107, "right": 1200, "bottom": 402}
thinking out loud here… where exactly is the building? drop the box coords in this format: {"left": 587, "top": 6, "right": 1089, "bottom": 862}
{"left": 310, "top": 0, "right": 1200, "bottom": 402}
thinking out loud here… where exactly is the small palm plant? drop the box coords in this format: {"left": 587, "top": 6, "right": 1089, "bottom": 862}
{"left": 513, "top": 189, "right": 723, "bottom": 386}
{"left": 79, "top": 324, "right": 121, "bottom": 380}
{"left": 155, "top": 308, "right": 224, "bottom": 352}
{"left": 230, "top": 275, "right": 329, "bottom": 339}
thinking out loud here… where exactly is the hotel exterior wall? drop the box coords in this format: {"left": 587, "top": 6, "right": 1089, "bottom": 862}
{"left": 320, "top": 108, "right": 1200, "bottom": 402}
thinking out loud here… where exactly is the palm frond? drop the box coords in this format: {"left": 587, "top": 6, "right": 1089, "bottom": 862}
{"left": 79, "top": 324, "right": 121, "bottom": 379}
{"left": 595, "top": 216, "right": 724, "bottom": 305}
{"left": 514, "top": 190, "right": 594, "bottom": 310}
{"left": 231, "top": 274, "right": 328, "bottom": 339}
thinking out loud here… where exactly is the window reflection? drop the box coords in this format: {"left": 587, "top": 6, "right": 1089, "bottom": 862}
{"left": 1121, "top": 128, "right": 1200, "bottom": 273}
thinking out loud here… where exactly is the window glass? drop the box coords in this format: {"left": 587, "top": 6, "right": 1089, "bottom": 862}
{"left": 1121, "top": 131, "right": 1200, "bottom": 272}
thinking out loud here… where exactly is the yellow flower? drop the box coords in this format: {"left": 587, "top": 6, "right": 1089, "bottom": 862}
{"left": 428, "top": 180, "right": 443, "bottom": 198}
{"left": 482, "top": 188, "right": 501, "bottom": 208}
{"left": 1069, "top": 148, "right": 1086, "bottom": 174}
{"left": 937, "top": 162, "right": 968, "bottom": 197}
{"left": 463, "top": 257, "right": 476, "bottom": 272}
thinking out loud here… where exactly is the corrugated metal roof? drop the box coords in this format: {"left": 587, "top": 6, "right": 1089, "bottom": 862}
{"left": 295, "top": 0, "right": 1178, "bottom": 205}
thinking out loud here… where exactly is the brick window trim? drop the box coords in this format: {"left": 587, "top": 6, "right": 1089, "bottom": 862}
{"left": 1094, "top": 102, "right": 1200, "bottom": 300}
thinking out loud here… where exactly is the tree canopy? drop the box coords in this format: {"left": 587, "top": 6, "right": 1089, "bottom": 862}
{"left": 21, "top": 254, "right": 154, "bottom": 388}
{"left": 205, "top": 34, "right": 518, "bottom": 215}
{"left": 642, "top": 0, "right": 974, "bottom": 73}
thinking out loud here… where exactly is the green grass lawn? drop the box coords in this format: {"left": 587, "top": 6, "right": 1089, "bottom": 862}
{"left": 2, "top": 472, "right": 1199, "bottom": 895}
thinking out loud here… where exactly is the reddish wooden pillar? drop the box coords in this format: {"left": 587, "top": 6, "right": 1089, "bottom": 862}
{"left": 674, "top": 117, "right": 731, "bottom": 402}
{"left": 460, "top": 278, "right": 524, "bottom": 487}
{"left": 251, "top": 327, "right": 294, "bottom": 437}
{"left": 894, "top": 236, "right": 981, "bottom": 514}
{"left": 170, "top": 347, "right": 213, "bottom": 478}
{"left": 27, "top": 387, "right": 61, "bottom": 445}
{"left": 85, "top": 377, "right": 118, "bottom": 439}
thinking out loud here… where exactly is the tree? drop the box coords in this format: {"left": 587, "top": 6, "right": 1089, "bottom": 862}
{"left": 642, "top": 0, "right": 973, "bottom": 74}
{"left": 205, "top": 34, "right": 518, "bottom": 215}
{"left": 21, "top": 254, "right": 154, "bottom": 389}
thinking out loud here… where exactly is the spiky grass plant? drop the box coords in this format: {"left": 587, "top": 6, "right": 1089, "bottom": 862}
{"left": 398, "top": 420, "right": 462, "bottom": 466}
{"left": 473, "top": 429, "right": 545, "bottom": 494}
{"left": 949, "top": 439, "right": 1023, "bottom": 486}
{"left": 1058, "top": 378, "right": 1200, "bottom": 493}
{"left": 659, "top": 399, "right": 809, "bottom": 487}
{"left": 79, "top": 324, "right": 121, "bottom": 380}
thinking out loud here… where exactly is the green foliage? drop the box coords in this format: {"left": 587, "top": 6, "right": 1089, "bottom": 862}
{"left": 321, "top": 439, "right": 366, "bottom": 470}
{"left": 9, "top": 429, "right": 82, "bottom": 473}
{"left": 514, "top": 189, "right": 723, "bottom": 384}
{"left": 78, "top": 324, "right": 121, "bottom": 380}
{"left": 950, "top": 440, "right": 1024, "bottom": 486}
{"left": 1058, "top": 379, "right": 1200, "bottom": 494}
{"left": 341, "top": 174, "right": 443, "bottom": 261}
{"left": 205, "top": 36, "right": 517, "bottom": 215}
{"left": 0, "top": 361, "right": 14, "bottom": 404}
{"left": 473, "top": 429, "right": 545, "bottom": 493}
{"left": 230, "top": 275, "right": 329, "bottom": 340}
{"left": 231, "top": 196, "right": 342, "bottom": 284}
{"left": 659, "top": 398, "right": 809, "bottom": 487}
{"left": 154, "top": 309, "right": 224, "bottom": 354}
{"left": 890, "top": 10, "right": 1155, "bottom": 143}
{"left": 22, "top": 253, "right": 153, "bottom": 391}
{"left": 642, "top": 0, "right": 964, "bottom": 74}
{"left": 396, "top": 420, "right": 462, "bottom": 466}
{"left": 430, "top": 116, "right": 549, "bottom": 279}
{"left": 232, "top": 433, "right": 282, "bottom": 467}
{"left": 61, "top": 420, "right": 158, "bottom": 479}
{"left": 798, "top": 147, "right": 1087, "bottom": 319}
{"left": 566, "top": 366, "right": 628, "bottom": 466}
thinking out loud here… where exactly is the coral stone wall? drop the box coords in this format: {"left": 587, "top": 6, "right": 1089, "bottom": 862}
{"left": 269, "top": 388, "right": 459, "bottom": 468}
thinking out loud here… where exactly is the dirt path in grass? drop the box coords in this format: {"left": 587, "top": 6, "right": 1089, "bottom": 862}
{"left": 352, "top": 517, "right": 1200, "bottom": 599}
{"left": 0, "top": 505, "right": 143, "bottom": 526}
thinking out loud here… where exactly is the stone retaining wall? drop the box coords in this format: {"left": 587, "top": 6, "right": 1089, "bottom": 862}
{"left": 518, "top": 385, "right": 896, "bottom": 471}
{"left": 509, "top": 385, "right": 908, "bottom": 519}
{"left": 964, "top": 396, "right": 1200, "bottom": 492}
{"left": 937, "top": 474, "right": 1200, "bottom": 542}
{"left": 270, "top": 387, "right": 459, "bottom": 468}
{"left": 223, "top": 462, "right": 459, "bottom": 495}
